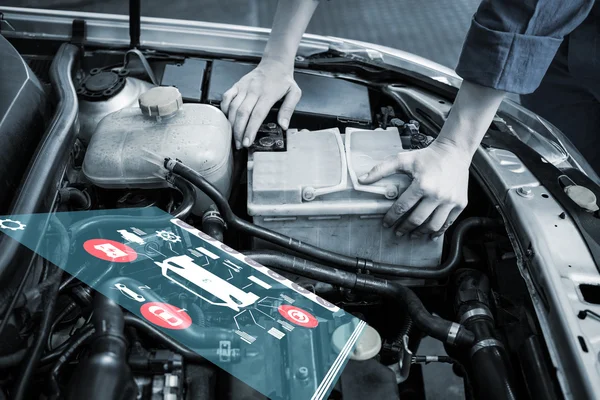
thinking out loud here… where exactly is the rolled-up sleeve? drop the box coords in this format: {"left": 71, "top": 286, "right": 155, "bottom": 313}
{"left": 456, "top": 0, "right": 595, "bottom": 94}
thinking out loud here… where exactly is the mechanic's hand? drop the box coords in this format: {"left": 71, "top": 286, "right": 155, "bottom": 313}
{"left": 221, "top": 60, "right": 302, "bottom": 150}
{"left": 358, "top": 138, "right": 470, "bottom": 239}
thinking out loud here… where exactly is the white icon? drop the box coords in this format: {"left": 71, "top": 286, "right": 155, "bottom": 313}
{"left": 114, "top": 283, "right": 145, "bottom": 302}
{"left": 287, "top": 309, "right": 310, "bottom": 324}
{"left": 156, "top": 230, "right": 181, "bottom": 243}
{"left": 94, "top": 243, "right": 129, "bottom": 259}
{"left": 155, "top": 255, "right": 260, "bottom": 312}
{"left": 147, "top": 305, "right": 185, "bottom": 327}
{"left": 117, "top": 229, "right": 145, "bottom": 245}
{"left": 0, "top": 219, "right": 26, "bottom": 231}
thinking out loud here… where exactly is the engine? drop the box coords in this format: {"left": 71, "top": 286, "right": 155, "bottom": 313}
{"left": 0, "top": 38, "right": 557, "bottom": 400}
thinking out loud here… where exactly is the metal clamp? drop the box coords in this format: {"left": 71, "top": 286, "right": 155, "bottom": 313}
{"left": 446, "top": 323, "right": 461, "bottom": 346}
{"left": 459, "top": 307, "right": 493, "bottom": 324}
{"left": 470, "top": 338, "right": 505, "bottom": 357}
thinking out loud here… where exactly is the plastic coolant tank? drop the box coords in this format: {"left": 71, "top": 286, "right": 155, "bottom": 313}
{"left": 247, "top": 127, "right": 443, "bottom": 268}
{"left": 83, "top": 87, "right": 233, "bottom": 215}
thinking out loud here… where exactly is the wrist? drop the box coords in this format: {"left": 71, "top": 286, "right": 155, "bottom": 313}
{"left": 258, "top": 56, "right": 295, "bottom": 73}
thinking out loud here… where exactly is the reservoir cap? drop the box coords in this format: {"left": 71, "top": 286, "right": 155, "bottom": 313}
{"left": 139, "top": 86, "right": 183, "bottom": 118}
{"left": 564, "top": 185, "right": 599, "bottom": 212}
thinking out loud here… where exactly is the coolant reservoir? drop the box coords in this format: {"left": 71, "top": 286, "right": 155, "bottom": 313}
{"left": 83, "top": 86, "right": 233, "bottom": 215}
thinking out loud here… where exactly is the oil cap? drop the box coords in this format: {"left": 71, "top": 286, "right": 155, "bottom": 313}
{"left": 332, "top": 322, "right": 381, "bottom": 361}
{"left": 564, "top": 185, "right": 599, "bottom": 213}
{"left": 139, "top": 86, "right": 183, "bottom": 118}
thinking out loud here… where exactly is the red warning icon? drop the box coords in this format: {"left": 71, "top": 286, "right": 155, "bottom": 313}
{"left": 140, "top": 302, "right": 192, "bottom": 330}
{"left": 278, "top": 305, "right": 318, "bottom": 328}
{"left": 83, "top": 239, "right": 137, "bottom": 263}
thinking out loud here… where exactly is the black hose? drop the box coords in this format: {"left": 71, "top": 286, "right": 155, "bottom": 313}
{"left": 0, "top": 43, "right": 79, "bottom": 284}
{"left": 454, "top": 270, "right": 518, "bottom": 400}
{"left": 13, "top": 267, "right": 63, "bottom": 400}
{"left": 123, "top": 314, "right": 209, "bottom": 363}
{"left": 47, "top": 301, "right": 79, "bottom": 351}
{"left": 170, "top": 175, "right": 195, "bottom": 219}
{"left": 0, "top": 348, "right": 27, "bottom": 369}
{"left": 165, "top": 158, "right": 500, "bottom": 279}
{"left": 66, "top": 295, "right": 137, "bottom": 400}
{"left": 67, "top": 175, "right": 196, "bottom": 237}
{"left": 58, "top": 187, "right": 91, "bottom": 210}
{"left": 244, "top": 250, "right": 474, "bottom": 347}
{"left": 48, "top": 326, "right": 96, "bottom": 400}
{"left": 40, "top": 324, "right": 94, "bottom": 365}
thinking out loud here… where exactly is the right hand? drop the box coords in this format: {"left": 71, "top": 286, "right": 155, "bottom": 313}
{"left": 221, "top": 59, "right": 302, "bottom": 149}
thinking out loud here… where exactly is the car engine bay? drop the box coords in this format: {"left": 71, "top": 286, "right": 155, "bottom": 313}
{"left": 0, "top": 34, "right": 563, "bottom": 400}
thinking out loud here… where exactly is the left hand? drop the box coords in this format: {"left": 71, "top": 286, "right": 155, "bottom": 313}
{"left": 358, "top": 138, "right": 471, "bottom": 239}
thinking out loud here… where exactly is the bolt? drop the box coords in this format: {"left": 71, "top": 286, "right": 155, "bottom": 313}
{"left": 258, "top": 137, "right": 275, "bottom": 147}
{"left": 275, "top": 139, "right": 284, "bottom": 148}
{"left": 267, "top": 122, "right": 277, "bottom": 129}
{"left": 517, "top": 187, "right": 533, "bottom": 198}
{"left": 296, "top": 366, "right": 309, "bottom": 380}
{"left": 303, "top": 188, "right": 315, "bottom": 201}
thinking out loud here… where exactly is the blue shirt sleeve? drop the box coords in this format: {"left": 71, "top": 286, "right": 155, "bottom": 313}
{"left": 455, "top": 0, "right": 596, "bottom": 94}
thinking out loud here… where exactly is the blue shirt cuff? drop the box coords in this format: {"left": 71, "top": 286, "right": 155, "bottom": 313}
{"left": 456, "top": 17, "right": 563, "bottom": 94}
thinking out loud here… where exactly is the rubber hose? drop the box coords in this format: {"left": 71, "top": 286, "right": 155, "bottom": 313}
{"left": 123, "top": 314, "right": 209, "bottom": 364}
{"left": 454, "top": 270, "right": 518, "bottom": 400}
{"left": 39, "top": 325, "right": 94, "bottom": 365}
{"left": 244, "top": 250, "right": 474, "bottom": 347}
{"left": 0, "top": 348, "right": 27, "bottom": 369}
{"left": 67, "top": 175, "right": 195, "bottom": 237}
{"left": 0, "top": 43, "right": 79, "bottom": 284}
{"left": 166, "top": 158, "right": 500, "bottom": 279}
{"left": 58, "top": 187, "right": 91, "bottom": 210}
{"left": 48, "top": 326, "right": 96, "bottom": 399}
{"left": 13, "top": 267, "right": 63, "bottom": 400}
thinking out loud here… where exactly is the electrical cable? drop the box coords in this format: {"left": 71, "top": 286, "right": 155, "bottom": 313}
{"left": 165, "top": 157, "right": 500, "bottom": 279}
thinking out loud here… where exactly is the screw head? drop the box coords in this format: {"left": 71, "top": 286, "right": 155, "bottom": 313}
{"left": 296, "top": 366, "right": 309, "bottom": 380}
{"left": 303, "top": 188, "right": 316, "bottom": 201}
{"left": 517, "top": 187, "right": 533, "bottom": 198}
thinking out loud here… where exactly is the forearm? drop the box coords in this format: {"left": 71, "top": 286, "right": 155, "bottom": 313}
{"left": 437, "top": 80, "right": 505, "bottom": 158}
{"left": 262, "top": 0, "right": 320, "bottom": 69}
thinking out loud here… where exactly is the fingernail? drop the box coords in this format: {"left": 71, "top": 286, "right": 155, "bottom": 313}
{"left": 359, "top": 174, "right": 369, "bottom": 181}
{"left": 432, "top": 235, "right": 440, "bottom": 242}
{"left": 242, "top": 138, "right": 250, "bottom": 147}
{"left": 235, "top": 141, "right": 241, "bottom": 150}
{"left": 281, "top": 119, "right": 289, "bottom": 129}
{"left": 383, "top": 222, "right": 390, "bottom": 228}
{"left": 410, "top": 233, "right": 421, "bottom": 239}
{"left": 395, "top": 231, "right": 403, "bottom": 237}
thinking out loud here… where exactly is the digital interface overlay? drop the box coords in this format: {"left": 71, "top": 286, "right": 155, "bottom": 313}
{"left": 0, "top": 207, "right": 366, "bottom": 400}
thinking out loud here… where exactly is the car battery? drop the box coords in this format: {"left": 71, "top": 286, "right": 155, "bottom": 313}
{"left": 207, "top": 60, "right": 372, "bottom": 131}
{"left": 247, "top": 127, "right": 444, "bottom": 267}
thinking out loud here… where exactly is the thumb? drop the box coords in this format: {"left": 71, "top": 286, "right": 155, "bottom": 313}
{"left": 359, "top": 152, "right": 413, "bottom": 184}
{"left": 277, "top": 85, "right": 301, "bottom": 130}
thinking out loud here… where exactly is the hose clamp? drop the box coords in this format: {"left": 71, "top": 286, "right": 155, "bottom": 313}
{"left": 164, "top": 158, "right": 177, "bottom": 171}
{"left": 459, "top": 307, "right": 493, "bottom": 324}
{"left": 446, "top": 323, "right": 461, "bottom": 346}
{"left": 470, "top": 338, "right": 505, "bottom": 358}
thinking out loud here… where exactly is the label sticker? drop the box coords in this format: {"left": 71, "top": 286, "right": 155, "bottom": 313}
{"left": 140, "top": 302, "right": 192, "bottom": 330}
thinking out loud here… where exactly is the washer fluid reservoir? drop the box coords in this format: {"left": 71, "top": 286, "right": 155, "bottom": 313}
{"left": 83, "top": 86, "right": 233, "bottom": 215}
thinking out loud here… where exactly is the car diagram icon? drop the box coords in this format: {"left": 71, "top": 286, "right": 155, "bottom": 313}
{"left": 155, "top": 255, "right": 260, "bottom": 312}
